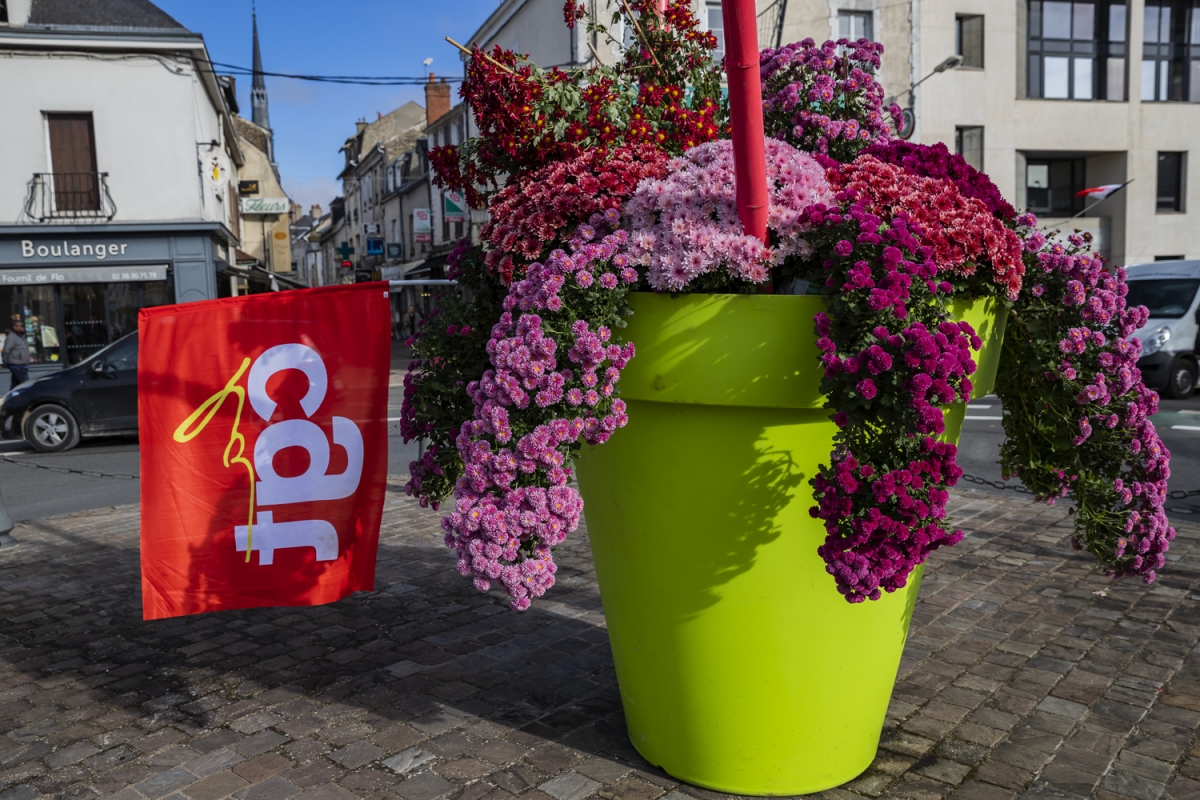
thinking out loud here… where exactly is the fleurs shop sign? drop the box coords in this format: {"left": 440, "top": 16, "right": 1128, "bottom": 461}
{"left": 240, "top": 197, "right": 290, "bottom": 214}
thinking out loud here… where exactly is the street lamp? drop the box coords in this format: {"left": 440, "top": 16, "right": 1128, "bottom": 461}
{"left": 887, "top": 55, "right": 963, "bottom": 139}
{"left": 423, "top": 57, "right": 433, "bottom": 79}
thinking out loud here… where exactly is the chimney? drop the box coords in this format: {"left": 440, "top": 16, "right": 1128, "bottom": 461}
{"left": 355, "top": 119, "right": 368, "bottom": 135}
{"left": 310, "top": 204, "right": 323, "bottom": 219}
{"left": 425, "top": 74, "right": 451, "bottom": 127}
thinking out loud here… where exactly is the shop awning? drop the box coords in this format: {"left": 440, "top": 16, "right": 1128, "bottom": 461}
{"left": 216, "top": 260, "right": 308, "bottom": 292}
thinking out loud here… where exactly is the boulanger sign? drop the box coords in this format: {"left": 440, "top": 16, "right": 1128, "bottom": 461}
{"left": 21, "top": 240, "right": 131, "bottom": 260}
{"left": 0, "top": 266, "right": 168, "bottom": 284}
{"left": 1, "top": 236, "right": 169, "bottom": 266}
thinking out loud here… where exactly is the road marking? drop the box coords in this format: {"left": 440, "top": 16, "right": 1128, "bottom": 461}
{"left": 1170, "top": 425, "right": 1200, "bottom": 431}
{"left": 1179, "top": 409, "right": 1200, "bottom": 415}
{"left": 388, "top": 417, "right": 402, "bottom": 422}
{"left": 968, "top": 404, "right": 993, "bottom": 409}
{"left": 965, "top": 415, "right": 1002, "bottom": 420}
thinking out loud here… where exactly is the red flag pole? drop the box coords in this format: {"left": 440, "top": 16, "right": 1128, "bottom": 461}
{"left": 720, "top": 0, "right": 768, "bottom": 245}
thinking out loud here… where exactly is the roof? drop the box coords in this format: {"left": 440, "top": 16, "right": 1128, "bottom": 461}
{"left": 1125, "top": 260, "right": 1200, "bottom": 279}
{"left": 28, "top": 0, "right": 187, "bottom": 29}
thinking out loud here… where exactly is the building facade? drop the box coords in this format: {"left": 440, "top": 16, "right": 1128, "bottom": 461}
{"left": 458, "top": 0, "right": 1198, "bottom": 266}
{"left": 907, "top": 0, "right": 1199, "bottom": 264}
{"left": 337, "top": 103, "right": 426, "bottom": 284}
{"left": 232, "top": 116, "right": 294, "bottom": 284}
{"left": 0, "top": 0, "right": 242, "bottom": 371}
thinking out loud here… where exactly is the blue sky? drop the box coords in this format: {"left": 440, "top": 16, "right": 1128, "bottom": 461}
{"left": 155, "top": 0, "right": 500, "bottom": 211}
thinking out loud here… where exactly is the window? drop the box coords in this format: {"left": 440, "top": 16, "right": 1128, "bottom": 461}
{"left": 1155, "top": 254, "right": 1186, "bottom": 260}
{"left": 1025, "top": 157, "right": 1087, "bottom": 214}
{"left": 1027, "top": 1, "right": 1127, "bottom": 100}
{"left": 956, "top": 15, "right": 985, "bottom": 68}
{"left": 955, "top": 126, "right": 985, "bottom": 170}
{"left": 46, "top": 113, "right": 99, "bottom": 211}
{"left": 707, "top": 1, "right": 724, "bottom": 59}
{"left": 838, "top": 10, "right": 873, "bottom": 41}
{"left": 0, "top": 1, "right": 8, "bottom": 23}
{"left": 1157, "top": 151, "right": 1185, "bottom": 211}
{"left": 1141, "top": 1, "right": 1200, "bottom": 102}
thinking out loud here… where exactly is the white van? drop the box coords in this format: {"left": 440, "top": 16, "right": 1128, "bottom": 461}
{"left": 1127, "top": 259, "right": 1200, "bottom": 398}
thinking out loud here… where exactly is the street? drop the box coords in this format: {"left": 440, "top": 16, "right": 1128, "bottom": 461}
{"left": 958, "top": 394, "right": 1200, "bottom": 519}
{"left": 2, "top": 371, "right": 1199, "bottom": 523}
{"left": 0, "top": 349, "right": 420, "bottom": 523}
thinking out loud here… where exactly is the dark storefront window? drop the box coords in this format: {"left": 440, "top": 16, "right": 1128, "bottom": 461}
{"left": 0, "top": 281, "right": 171, "bottom": 366}
{"left": 1028, "top": 1, "right": 1127, "bottom": 100}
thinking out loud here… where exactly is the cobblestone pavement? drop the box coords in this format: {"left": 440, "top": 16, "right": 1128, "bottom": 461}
{"left": 1, "top": 484, "right": 1199, "bottom": 800}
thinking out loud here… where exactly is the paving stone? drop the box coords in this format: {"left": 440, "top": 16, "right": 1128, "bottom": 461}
{"left": 1036, "top": 698, "right": 1090, "bottom": 722}
{"left": 185, "top": 770, "right": 252, "bottom": 800}
{"left": 134, "top": 766, "right": 198, "bottom": 798}
{"left": 1100, "top": 770, "right": 1167, "bottom": 800}
{"left": 234, "top": 776, "right": 300, "bottom": 800}
{"left": 575, "top": 757, "right": 633, "bottom": 783}
{"left": 395, "top": 770, "right": 456, "bottom": 800}
{"left": 540, "top": 772, "right": 601, "bottom": 800}
{"left": 382, "top": 747, "right": 435, "bottom": 775}
{"left": 293, "top": 785, "right": 356, "bottom": 800}
{"left": 915, "top": 758, "right": 972, "bottom": 785}
{"left": 326, "top": 741, "right": 383, "bottom": 770}
{"left": 0, "top": 787, "right": 39, "bottom": 800}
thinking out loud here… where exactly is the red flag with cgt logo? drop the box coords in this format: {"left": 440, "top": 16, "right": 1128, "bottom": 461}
{"left": 138, "top": 284, "right": 391, "bottom": 619}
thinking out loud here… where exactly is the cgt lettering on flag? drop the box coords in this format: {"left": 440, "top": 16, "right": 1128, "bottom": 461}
{"left": 139, "top": 284, "right": 391, "bottom": 619}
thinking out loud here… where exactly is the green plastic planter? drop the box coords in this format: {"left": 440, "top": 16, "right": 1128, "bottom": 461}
{"left": 574, "top": 293, "right": 1007, "bottom": 795}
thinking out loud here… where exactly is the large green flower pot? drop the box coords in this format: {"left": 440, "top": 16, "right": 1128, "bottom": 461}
{"left": 574, "top": 293, "right": 1007, "bottom": 795}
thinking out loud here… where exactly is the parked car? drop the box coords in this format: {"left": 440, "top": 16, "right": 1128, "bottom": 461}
{"left": 1128, "top": 259, "right": 1200, "bottom": 398}
{"left": 0, "top": 332, "right": 137, "bottom": 452}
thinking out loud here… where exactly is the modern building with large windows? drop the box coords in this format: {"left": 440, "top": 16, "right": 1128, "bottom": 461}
{"left": 769, "top": 0, "right": 1198, "bottom": 264}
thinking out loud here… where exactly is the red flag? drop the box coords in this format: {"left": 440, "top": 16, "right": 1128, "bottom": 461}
{"left": 1074, "top": 183, "right": 1126, "bottom": 199}
{"left": 138, "top": 284, "right": 391, "bottom": 620}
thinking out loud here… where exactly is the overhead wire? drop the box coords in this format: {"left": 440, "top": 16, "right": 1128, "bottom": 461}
{"left": 185, "top": 54, "right": 463, "bottom": 86}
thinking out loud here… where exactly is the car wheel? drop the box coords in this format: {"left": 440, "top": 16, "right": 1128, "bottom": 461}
{"left": 1165, "top": 359, "right": 1198, "bottom": 399}
{"left": 24, "top": 404, "right": 80, "bottom": 453}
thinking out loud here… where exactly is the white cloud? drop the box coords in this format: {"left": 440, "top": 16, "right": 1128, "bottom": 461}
{"left": 282, "top": 176, "right": 342, "bottom": 214}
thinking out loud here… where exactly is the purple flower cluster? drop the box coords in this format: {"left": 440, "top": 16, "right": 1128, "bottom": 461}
{"left": 813, "top": 440, "right": 963, "bottom": 600}
{"left": 997, "top": 218, "right": 1173, "bottom": 583}
{"left": 862, "top": 140, "right": 1016, "bottom": 220}
{"left": 442, "top": 226, "right": 636, "bottom": 609}
{"left": 761, "top": 38, "right": 897, "bottom": 161}
{"left": 623, "top": 138, "right": 833, "bottom": 290}
{"left": 802, "top": 199, "right": 982, "bottom": 601}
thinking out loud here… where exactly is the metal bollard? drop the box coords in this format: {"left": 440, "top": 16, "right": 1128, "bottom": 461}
{"left": 0, "top": 480, "right": 14, "bottom": 550}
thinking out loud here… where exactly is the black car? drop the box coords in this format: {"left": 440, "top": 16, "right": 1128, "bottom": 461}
{"left": 0, "top": 332, "right": 137, "bottom": 452}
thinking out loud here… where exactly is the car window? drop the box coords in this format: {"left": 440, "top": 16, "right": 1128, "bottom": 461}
{"left": 1125, "top": 279, "right": 1200, "bottom": 319}
{"left": 103, "top": 336, "right": 138, "bottom": 371}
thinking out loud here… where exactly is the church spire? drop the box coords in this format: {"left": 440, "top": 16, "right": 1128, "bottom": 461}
{"left": 251, "top": 4, "right": 272, "bottom": 141}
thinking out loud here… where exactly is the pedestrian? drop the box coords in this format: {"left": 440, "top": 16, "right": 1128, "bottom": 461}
{"left": 2, "top": 315, "right": 30, "bottom": 389}
{"left": 407, "top": 304, "right": 419, "bottom": 338}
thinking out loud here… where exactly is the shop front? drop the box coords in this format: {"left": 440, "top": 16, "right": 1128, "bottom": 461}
{"left": 0, "top": 225, "right": 225, "bottom": 382}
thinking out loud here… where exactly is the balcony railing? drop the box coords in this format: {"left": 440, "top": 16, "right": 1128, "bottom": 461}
{"left": 23, "top": 173, "right": 117, "bottom": 223}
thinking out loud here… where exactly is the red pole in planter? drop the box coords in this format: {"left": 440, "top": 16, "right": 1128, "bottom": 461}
{"left": 720, "top": 0, "right": 768, "bottom": 244}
